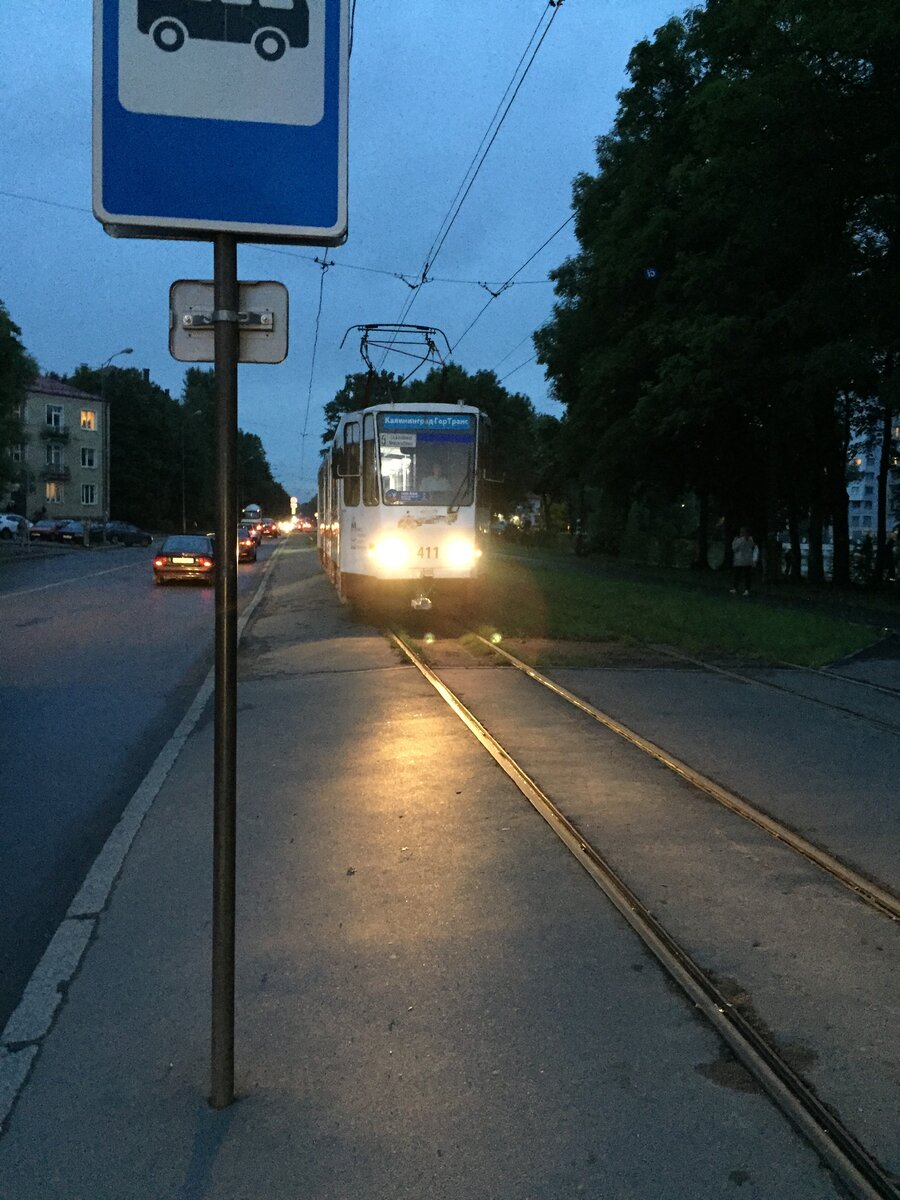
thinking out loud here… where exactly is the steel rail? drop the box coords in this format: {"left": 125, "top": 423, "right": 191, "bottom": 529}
{"left": 471, "top": 636, "right": 900, "bottom": 921}
{"left": 649, "top": 644, "right": 900, "bottom": 737}
{"left": 778, "top": 659, "right": 900, "bottom": 701}
{"left": 389, "top": 631, "right": 900, "bottom": 1200}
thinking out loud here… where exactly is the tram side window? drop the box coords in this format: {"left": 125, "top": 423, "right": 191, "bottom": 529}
{"left": 362, "top": 414, "right": 378, "bottom": 506}
{"left": 343, "top": 421, "right": 361, "bottom": 507}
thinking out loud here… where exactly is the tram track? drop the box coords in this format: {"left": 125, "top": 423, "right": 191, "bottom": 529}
{"left": 470, "top": 635, "right": 900, "bottom": 920}
{"left": 388, "top": 628, "right": 900, "bottom": 1200}
{"left": 648, "top": 644, "right": 900, "bottom": 738}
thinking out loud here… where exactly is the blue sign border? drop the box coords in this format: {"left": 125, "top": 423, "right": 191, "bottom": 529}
{"left": 93, "top": 0, "right": 348, "bottom": 244}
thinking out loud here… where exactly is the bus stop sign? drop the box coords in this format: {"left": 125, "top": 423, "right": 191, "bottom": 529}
{"left": 93, "top": 0, "right": 348, "bottom": 245}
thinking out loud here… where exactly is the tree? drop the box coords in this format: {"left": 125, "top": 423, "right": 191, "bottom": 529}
{"left": 70, "top": 363, "right": 184, "bottom": 529}
{"left": 238, "top": 430, "right": 290, "bottom": 515}
{"left": 322, "top": 371, "right": 402, "bottom": 440}
{"left": 536, "top": 0, "right": 900, "bottom": 583}
{"left": 0, "top": 301, "right": 37, "bottom": 498}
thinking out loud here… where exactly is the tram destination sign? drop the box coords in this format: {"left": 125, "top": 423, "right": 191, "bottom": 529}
{"left": 93, "top": 0, "right": 349, "bottom": 244}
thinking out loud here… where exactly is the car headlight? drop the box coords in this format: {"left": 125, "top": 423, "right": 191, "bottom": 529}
{"left": 444, "top": 538, "right": 481, "bottom": 570}
{"left": 369, "top": 535, "right": 412, "bottom": 570}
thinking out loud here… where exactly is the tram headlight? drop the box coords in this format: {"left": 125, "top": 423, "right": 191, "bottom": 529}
{"left": 444, "top": 538, "right": 481, "bottom": 570}
{"left": 370, "top": 535, "right": 412, "bottom": 570}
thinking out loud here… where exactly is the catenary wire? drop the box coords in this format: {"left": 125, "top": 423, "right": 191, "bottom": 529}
{"left": 491, "top": 331, "right": 536, "bottom": 374}
{"left": 451, "top": 213, "right": 574, "bottom": 352}
{"left": 500, "top": 352, "right": 537, "bottom": 384}
{"left": 299, "top": 260, "right": 329, "bottom": 492}
{"left": 379, "top": 1, "right": 566, "bottom": 365}
{"left": 0, "top": 192, "right": 554, "bottom": 295}
{"left": 411, "top": 3, "right": 553, "bottom": 291}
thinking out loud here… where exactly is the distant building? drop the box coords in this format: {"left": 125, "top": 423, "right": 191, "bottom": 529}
{"left": 4, "top": 376, "right": 108, "bottom": 522}
{"left": 848, "top": 426, "right": 900, "bottom": 540}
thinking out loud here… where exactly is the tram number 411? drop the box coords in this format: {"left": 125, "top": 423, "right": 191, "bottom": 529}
{"left": 417, "top": 546, "right": 439, "bottom": 559}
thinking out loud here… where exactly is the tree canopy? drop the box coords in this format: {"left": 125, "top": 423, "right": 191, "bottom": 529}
{"left": 0, "top": 300, "right": 38, "bottom": 495}
{"left": 536, "top": 0, "right": 900, "bottom": 580}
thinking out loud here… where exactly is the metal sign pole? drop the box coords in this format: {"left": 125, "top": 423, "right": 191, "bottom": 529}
{"left": 210, "top": 233, "right": 239, "bottom": 1110}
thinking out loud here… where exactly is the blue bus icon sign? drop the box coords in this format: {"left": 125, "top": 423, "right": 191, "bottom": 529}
{"left": 137, "top": 0, "right": 310, "bottom": 61}
{"left": 94, "top": 0, "right": 348, "bottom": 244}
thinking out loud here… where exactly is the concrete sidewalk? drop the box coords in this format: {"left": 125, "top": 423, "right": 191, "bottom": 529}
{"left": 0, "top": 543, "right": 838, "bottom": 1199}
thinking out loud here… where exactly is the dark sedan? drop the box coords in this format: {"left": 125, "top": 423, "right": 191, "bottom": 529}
{"left": 57, "top": 520, "right": 105, "bottom": 545}
{"left": 105, "top": 521, "right": 153, "bottom": 547}
{"left": 29, "top": 519, "right": 67, "bottom": 542}
{"left": 152, "top": 535, "right": 215, "bottom": 585}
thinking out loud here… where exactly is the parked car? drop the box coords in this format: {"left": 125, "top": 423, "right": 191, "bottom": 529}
{"left": 57, "top": 520, "right": 105, "bottom": 545}
{"left": 153, "top": 535, "right": 215, "bottom": 585}
{"left": 29, "top": 518, "right": 67, "bottom": 542}
{"left": 0, "top": 513, "right": 31, "bottom": 539}
{"left": 238, "top": 528, "right": 258, "bottom": 563}
{"left": 104, "top": 520, "right": 153, "bottom": 547}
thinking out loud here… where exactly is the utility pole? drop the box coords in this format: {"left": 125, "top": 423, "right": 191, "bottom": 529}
{"left": 99, "top": 346, "right": 133, "bottom": 535}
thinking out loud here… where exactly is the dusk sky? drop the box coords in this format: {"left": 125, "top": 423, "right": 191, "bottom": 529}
{"left": 1, "top": 1, "right": 680, "bottom": 502}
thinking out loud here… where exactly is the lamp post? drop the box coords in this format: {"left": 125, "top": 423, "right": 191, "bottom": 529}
{"left": 99, "top": 347, "right": 133, "bottom": 534}
{"left": 180, "top": 402, "right": 203, "bottom": 534}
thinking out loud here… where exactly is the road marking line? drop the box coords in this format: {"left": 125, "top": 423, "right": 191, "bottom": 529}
{"left": 0, "top": 541, "right": 283, "bottom": 1133}
{"left": 0, "top": 1049, "right": 37, "bottom": 1119}
{"left": 1, "top": 920, "right": 94, "bottom": 1046}
{"left": 0, "top": 561, "right": 140, "bottom": 600}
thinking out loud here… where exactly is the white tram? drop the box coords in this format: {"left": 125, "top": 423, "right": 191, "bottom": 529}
{"left": 318, "top": 402, "right": 490, "bottom": 610}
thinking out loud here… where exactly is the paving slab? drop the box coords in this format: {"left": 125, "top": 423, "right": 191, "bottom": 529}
{"left": 0, "top": 546, "right": 843, "bottom": 1198}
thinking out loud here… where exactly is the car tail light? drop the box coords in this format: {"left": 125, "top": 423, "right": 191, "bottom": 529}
{"left": 199, "top": 557, "right": 213, "bottom": 569}
{"left": 154, "top": 557, "right": 165, "bottom": 568}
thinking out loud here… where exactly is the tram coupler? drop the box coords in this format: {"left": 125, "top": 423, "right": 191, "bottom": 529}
{"left": 411, "top": 593, "right": 433, "bottom": 612}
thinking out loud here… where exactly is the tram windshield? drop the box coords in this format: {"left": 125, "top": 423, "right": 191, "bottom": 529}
{"left": 377, "top": 412, "right": 476, "bottom": 506}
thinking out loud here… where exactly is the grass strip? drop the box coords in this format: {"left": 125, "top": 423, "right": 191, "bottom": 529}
{"left": 471, "top": 558, "right": 878, "bottom": 668}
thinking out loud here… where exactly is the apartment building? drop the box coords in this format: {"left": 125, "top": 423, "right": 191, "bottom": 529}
{"left": 6, "top": 376, "right": 108, "bottom": 521}
{"left": 848, "top": 426, "right": 900, "bottom": 541}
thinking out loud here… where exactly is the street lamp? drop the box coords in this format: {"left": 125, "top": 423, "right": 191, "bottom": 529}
{"left": 100, "top": 347, "right": 133, "bottom": 530}
{"left": 180, "top": 401, "right": 203, "bottom": 533}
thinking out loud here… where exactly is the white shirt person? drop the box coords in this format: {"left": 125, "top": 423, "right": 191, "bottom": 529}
{"left": 419, "top": 468, "right": 450, "bottom": 494}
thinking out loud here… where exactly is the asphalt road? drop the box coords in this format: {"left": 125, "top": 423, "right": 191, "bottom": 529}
{"left": 0, "top": 539, "right": 278, "bottom": 1031}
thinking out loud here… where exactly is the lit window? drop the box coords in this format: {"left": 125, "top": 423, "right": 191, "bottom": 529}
{"left": 81, "top": 409, "right": 97, "bottom": 431}
{"left": 46, "top": 482, "right": 64, "bottom": 504}
{"left": 82, "top": 447, "right": 96, "bottom": 468}
{"left": 81, "top": 484, "right": 97, "bottom": 506}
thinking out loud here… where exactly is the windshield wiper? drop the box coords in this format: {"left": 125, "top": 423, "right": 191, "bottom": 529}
{"left": 447, "top": 467, "right": 472, "bottom": 514}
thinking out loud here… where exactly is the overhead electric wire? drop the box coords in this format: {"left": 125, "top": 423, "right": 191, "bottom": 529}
{"left": 378, "top": 0, "right": 565, "bottom": 365}
{"left": 500, "top": 353, "right": 538, "bottom": 384}
{"left": 299, "top": 260, "right": 329, "bottom": 492}
{"left": 0, "top": 190, "right": 553, "bottom": 293}
{"left": 424, "top": 4, "right": 564, "bottom": 281}
{"left": 252, "top": 242, "right": 549, "bottom": 288}
{"left": 491, "top": 331, "right": 536, "bottom": 374}
{"left": 450, "top": 212, "right": 574, "bottom": 352}
{"left": 412, "top": 3, "right": 552, "bottom": 289}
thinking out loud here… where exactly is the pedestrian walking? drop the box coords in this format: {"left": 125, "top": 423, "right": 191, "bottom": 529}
{"left": 731, "top": 526, "right": 756, "bottom": 596}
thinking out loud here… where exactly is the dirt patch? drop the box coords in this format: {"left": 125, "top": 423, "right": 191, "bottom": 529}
{"left": 498, "top": 637, "right": 683, "bottom": 668}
